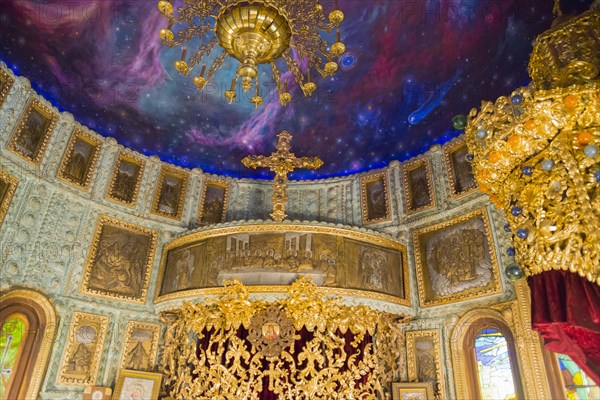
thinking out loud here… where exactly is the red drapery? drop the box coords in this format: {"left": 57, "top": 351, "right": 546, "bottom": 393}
{"left": 528, "top": 270, "right": 600, "bottom": 384}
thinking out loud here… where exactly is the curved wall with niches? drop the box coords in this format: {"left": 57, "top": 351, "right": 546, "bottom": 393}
{"left": 0, "top": 64, "right": 523, "bottom": 400}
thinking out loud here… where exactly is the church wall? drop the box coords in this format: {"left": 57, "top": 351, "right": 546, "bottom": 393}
{"left": 0, "top": 64, "right": 555, "bottom": 400}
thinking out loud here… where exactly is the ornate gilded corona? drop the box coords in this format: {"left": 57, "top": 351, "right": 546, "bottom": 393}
{"left": 157, "top": 0, "right": 345, "bottom": 107}
{"left": 462, "top": 10, "right": 600, "bottom": 285}
{"left": 161, "top": 277, "right": 409, "bottom": 399}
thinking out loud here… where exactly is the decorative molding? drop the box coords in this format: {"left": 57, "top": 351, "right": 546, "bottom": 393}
{"left": 118, "top": 321, "right": 161, "bottom": 372}
{"left": 0, "top": 168, "right": 18, "bottom": 226}
{"left": 151, "top": 165, "right": 189, "bottom": 221}
{"left": 57, "top": 127, "right": 102, "bottom": 191}
{"left": 360, "top": 170, "right": 393, "bottom": 225}
{"left": 403, "top": 156, "right": 436, "bottom": 215}
{"left": 406, "top": 329, "right": 445, "bottom": 399}
{"left": 196, "top": 176, "right": 230, "bottom": 225}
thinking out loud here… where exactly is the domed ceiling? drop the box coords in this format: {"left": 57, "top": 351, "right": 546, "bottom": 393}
{"left": 0, "top": 0, "right": 593, "bottom": 178}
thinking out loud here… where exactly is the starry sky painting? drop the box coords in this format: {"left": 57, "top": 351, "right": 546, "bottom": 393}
{"left": 0, "top": 0, "right": 593, "bottom": 178}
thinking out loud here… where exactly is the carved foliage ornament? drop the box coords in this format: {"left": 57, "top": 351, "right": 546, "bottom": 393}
{"left": 161, "top": 277, "right": 409, "bottom": 400}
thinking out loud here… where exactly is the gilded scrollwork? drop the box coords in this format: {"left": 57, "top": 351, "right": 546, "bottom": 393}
{"left": 0, "top": 169, "right": 18, "bottom": 226}
{"left": 0, "top": 67, "right": 14, "bottom": 108}
{"left": 161, "top": 278, "right": 409, "bottom": 400}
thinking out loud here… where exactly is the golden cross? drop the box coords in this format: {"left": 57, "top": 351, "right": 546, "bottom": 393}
{"left": 242, "top": 130, "right": 323, "bottom": 222}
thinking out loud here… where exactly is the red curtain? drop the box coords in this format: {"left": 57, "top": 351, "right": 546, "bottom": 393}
{"left": 528, "top": 270, "right": 600, "bottom": 384}
{"left": 192, "top": 327, "right": 373, "bottom": 399}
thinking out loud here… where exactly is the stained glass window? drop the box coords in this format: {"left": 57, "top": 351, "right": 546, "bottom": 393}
{"left": 556, "top": 353, "right": 599, "bottom": 400}
{"left": 474, "top": 328, "right": 517, "bottom": 400}
{"left": 0, "top": 314, "right": 28, "bottom": 400}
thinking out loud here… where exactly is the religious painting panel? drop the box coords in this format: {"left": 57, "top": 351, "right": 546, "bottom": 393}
{"left": 444, "top": 139, "right": 477, "bottom": 198}
{"left": 57, "top": 128, "right": 102, "bottom": 190}
{"left": 403, "top": 157, "right": 435, "bottom": 214}
{"left": 0, "top": 68, "right": 15, "bottom": 108}
{"left": 0, "top": 169, "right": 18, "bottom": 226}
{"left": 392, "top": 382, "right": 434, "bottom": 400}
{"left": 57, "top": 312, "right": 108, "bottom": 386}
{"left": 106, "top": 152, "right": 145, "bottom": 206}
{"left": 406, "top": 330, "right": 445, "bottom": 399}
{"left": 152, "top": 166, "right": 188, "bottom": 220}
{"left": 157, "top": 225, "right": 409, "bottom": 305}
{"left": 113, "top": 369, "right": 162, "bottom": 400}
{"left": 119, "top": 321, "right": 160, "bottom": 372}
{"left": 7, "top": 98, "right": 58, "bottom": 165}
{"left": 413, "top": 208, "right": 502, "bottom": 307}
{"left": 80, "top": 215, "right": 158, "bottom": 304}
{"left": 360, "top": 171, "right": 392, "bottom": 224}
{"left": 197, "top": 178, "right": 230, "bottom": 225}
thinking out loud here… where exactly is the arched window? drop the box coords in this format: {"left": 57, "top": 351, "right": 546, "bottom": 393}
{"left": 0, "top": 313, "right": 29, "bottom": 400}
{"left": 0, "top": 290, "right": 57, "bottom": 400}
{"left": 473, "top": 328, "right": 518, "bottom": 400}
{"left": 451, "top": 310, "right": 524, "bottom": 400}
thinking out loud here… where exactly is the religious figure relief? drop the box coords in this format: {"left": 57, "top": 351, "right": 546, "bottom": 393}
{"left": 414, "top": 208, "right": 502, "bottom": 307}
{"left": 405, "top": 160, "right": 434, "bottom": 212}
{"left": 359, "top": 247, "right": 389, "bottom": 292}
{"left": 120, "top": 322, "right": 160, "bottom": 372}
{"left": 406, "top": 330, "right": 445, "bottom": 399}
{"left": 82, "top": 216, "right": 157, "bottom": 303}
{"left": 446, "top": 142, "right": 477, "bottom": 196}
{"left": 197, "top": 179, "right": 230, "bottom": 225}
{"left": 0, "top": 68, "right": 15, "bottom": 108}
{"left": 360, "top": 171, "right": 392, "bottom": 224}
{"left": 107, "top": 154, "right": 144, "bottom": 205}
{"left": 58, "top": 130, "right": 101, "bottom": 189}
{"left": 158, "top": 228, "right": 409, "bottom": 304}
{"left": 8, "top": 99, "right": 57, "bottom": 164}
{"left": 0, "top": 170, "right": 18, "bottom": 227}
{"left": 58, "top": 312, "right": 108, "bottom": 386}
{"left": 152, "top": 167, "right": 188, "bottom": 220}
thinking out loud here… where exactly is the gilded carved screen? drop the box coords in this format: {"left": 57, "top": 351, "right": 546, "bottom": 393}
{"left": 157, "top": 225, "right": 408, "bottom": 304}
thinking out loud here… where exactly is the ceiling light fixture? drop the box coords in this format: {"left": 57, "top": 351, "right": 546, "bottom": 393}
{"left": 157, "top": 0, "right": 346, "bottom": 107}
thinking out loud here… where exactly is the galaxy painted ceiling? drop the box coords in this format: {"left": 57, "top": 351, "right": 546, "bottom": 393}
{"left": 0, "top": 1, "right": 593, "bottom": 178}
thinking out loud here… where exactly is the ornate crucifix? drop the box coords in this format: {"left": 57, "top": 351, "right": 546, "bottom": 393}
{"left": 242, "top": 130, "right": 323, "bottom": 222}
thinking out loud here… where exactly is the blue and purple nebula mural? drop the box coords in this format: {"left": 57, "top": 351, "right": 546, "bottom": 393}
{"left": 0, "top": 0, "right": 593, "bottom": 178}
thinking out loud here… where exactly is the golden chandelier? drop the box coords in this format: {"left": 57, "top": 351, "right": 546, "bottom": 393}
{"left": 157, "top": 0, "right": 345, "bottom": 107}
{"left": 456, "top": 7, "right": 600, "bottom": 285}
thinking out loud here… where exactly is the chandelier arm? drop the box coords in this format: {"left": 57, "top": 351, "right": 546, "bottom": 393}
{"left": 205, "top": 50, "right": 229, "bottom": 83}
{"left": 189, "top": 37, "right": 219, "bottom": 67}
{"left": 282, "top": 52, "right": 306, "bottom": 89}
{"left": 271, "top": 62, "right": 284, "bottom": 94}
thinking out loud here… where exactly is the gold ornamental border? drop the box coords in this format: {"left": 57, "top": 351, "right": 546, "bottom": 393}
{"left": 0, "top": 67, "right": 15, "bottom": 108}
{"left": 0, "top": 168, "right": 19, "bottom": 226}
{"left": 406, "top": 329, "right": 445, "bottom": 400}
{"left": 196, "top": 176, "right": 231, "bottom": 225}
{"left": 443, "top": 137, "right": 479, "bottom": 200}
{"left": 360, "top": 170, "right": 393, "bottom": 225}
{"left": 57, "top": 127, "right": 102, "bottom": 191}
{"left": 80, "top": 215, "right": 158, "bottom": 304}
{"left": 402, "top": 155, "right": 436, "bottom": 214}
{"left": 151, "top": 165, "right": 189, "bottom": 220}
{"left": 105, "top": 151, "right": 146, "bottom": 207}
{"left": 412, "top": 207, "right": 503, "bottom": 307}
{"left": 154, "top": 223, "right": 410, "bottom": 306}
{"left": 7, "top": 97, "right": 59, "bottom": 166}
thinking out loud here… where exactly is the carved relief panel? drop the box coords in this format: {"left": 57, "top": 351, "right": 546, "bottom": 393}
{"left": 157, "top": 225, "right": 408, "bottom": 305}
{"left": 360, "top": 171, "right": 392, "bottom": 224}
{"left": 119, "top": 321, "right": 161, "bottom": 371}
{"left": 197, "top": 178, "right": 230, "bottom": 225}
{"left": 413, "top": 208, "right": 502, "bottom": 307}
{"left": 80, "top": 215, "right": 158, "bottom": 304}
{"left": 152, "top": 166, "right": 188, "bottom": 220}
{"left": 106, "top": 152, "right": 145, "bottom": 207}
{"left": 406, "top": 329, "right": 445, "bottom": 399}
{"left": 403, "top": 157, "right": 435, "bottom": 214}
{"left": 57, "top": 128, "right": 102, "bottom": 190}
{"left": 444, "top": 139, "right": 477, "bottom": 198}
{"left": 57, "top": 312, "right": 108, "bottom": 386}
{"left": 7, "top": 98, "right": 58, "bottom": 165}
